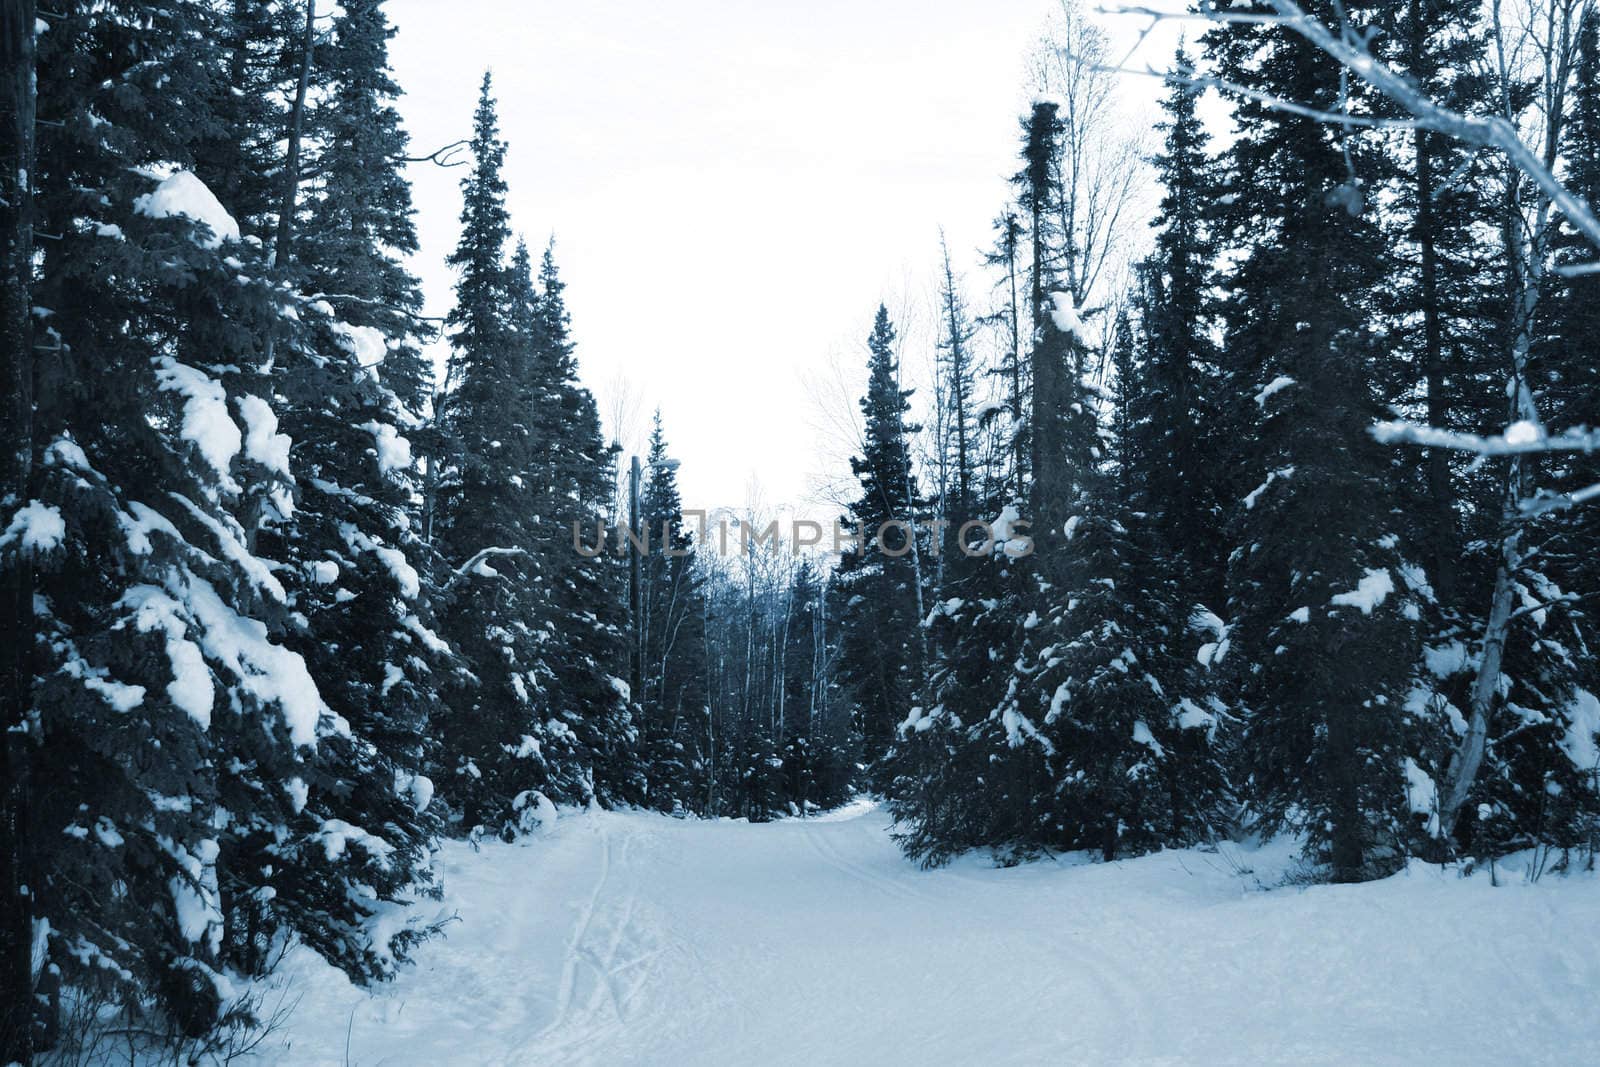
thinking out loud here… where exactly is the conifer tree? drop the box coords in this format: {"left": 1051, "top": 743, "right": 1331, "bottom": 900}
{"left": 891, "top": 105, "right": 1066, "bottom": 861}
{"left": 836, "top": 306, "right": 925, "bottom": 766}
{"left": 939, "top": 100, "right": 1224, "bottom": 862}
{"left": 936, "top": 234, "right": 980, "bottom": 534}
{"left": 238, "top": 0, "right": 446, "bottom": 982}
{"left": 1539, "top": 5, "right": 1600, "bottom": 644}
{"left": 2, "top": 0, "right": 404, "bottom": 1048}
{"left": 1028, "top": 309, "right": 1230, "bottom": 859}
{"left": 1206, "top": 3, "right": 1432, "bottom": 881}
{"left": 1543, "top": 7, "right": 1600, "bottom": 660}
{"left": 433, "top": 73, "right": 549, "bottom": 833}
{"left": 306, "top": 0, "right": 435, "bottom": 419}
{"left": 435, "top": 199, "right": 637, "bottom": 827}
{"left": 0, "top": 0, "right": 40, "bottom": 1053}
{"left": 525, "top": 242, "right": 642, "bottom": 806}
{"left": 982, "top": 208, "right": 1030, "bottom": 499}
{"left": 891, "top": 107, "right": 1062, "bottom": 863}
{"left": 1133, "top": 52, "right": 1229, "bottom": 609}
{"left": 1454, "top": 5, "right": 1600, "bottom": 858}
{"left": 638, "top": 412, "right": 708, "bottom": 810}
{"left": 194, "top": 0, "right": 296, "bottom": 240}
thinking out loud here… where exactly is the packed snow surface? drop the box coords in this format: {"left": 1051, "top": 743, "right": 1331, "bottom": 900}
{"left": 257, "top": 802, "right": 1600, "bottom": 1065}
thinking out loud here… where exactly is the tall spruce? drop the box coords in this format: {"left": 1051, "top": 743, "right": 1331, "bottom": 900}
{"left": 1206, "top": 2, "right": 1432, "bottom": 881}
{"left": 936, "top": 233, "right": 980, "bottom": 531}
{"left": 2, "top": 0, "right": 414, "bottom": 1050}
{"left": 1455, "top": 4, "right": 1600, "bottom": 858}
{"left": 525, "top": 242, "right": 642, "bottom": 806}
{"left": 1, "top": 0, "right": 40, "bottom": 1054}
{"left": 1133, "top": 52, "right": 1229, "bottom": 609}
{"left": 638, "top": 412, "right": 708, "bottom": 811}
{"left": 433, "top": 73, "right": 549, "bottom": 833}
{"left": 982, "top": 208, "right": 1030, "bottom": 499}
{"left": 242, "top": 0, "right": 446, "bottom": 983}
{"left": 836, "top": 306, "right": 925, "bottom": 766}
{"left": 1544, "top": 7, "right": 1600, "bottom": 659}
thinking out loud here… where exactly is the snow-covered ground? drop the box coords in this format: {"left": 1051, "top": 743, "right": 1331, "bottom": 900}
{"left": 259, "top": 802, "right": 1600, "bottom": 1065}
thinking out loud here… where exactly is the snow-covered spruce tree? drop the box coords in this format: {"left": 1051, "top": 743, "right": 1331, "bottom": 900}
{"left": 1132, "top": 53, "right": 1230, "bottom": 612}
{"left": 968, "top": 98, "right": 1228, "bottom": 862}
{"left": 303, "top": 0, "right": 436, "bottom": 419}
{"left": 1205, "top": 3, "right": 1435, "bottom": 882}
{"left": 1352, "top": 0, "right": 1593, "bottom": 862}
{"left": 835, "top": 305, "right": 927, "bottom": 770}
{"left": 727, "top": 719, "right": 785, "bottom": 821}
{"left": 228, "top": 0, "right": 446, "bottom": 983}
{"left": 981, "top": 207, "right": 1031, "bottom": 500}
{"left": 0, "top": 0, "right": 429, "bottom": 1050}
{"left": 1000, "top": 286, "right": 1156, "bottom": 863}
{"left": 885, "top": 233, "right": 1007, "bottom": 851}
{"left": 1541, "top": 8, "right": 1600, "bottom": 715}
{"left": 1102, "top": 312, "right": 1236, "bottom": 853}
{"left": 433, "top": 79, "right": 637, "bottom": 833}
{"left": 891, "top": 105, "right": 1066, "bottom": 865}
{"left": 432, "top": 76, "right": 553, "bottom": 834}
{"left": 523, "top": 242, "right": 641, "bottom": 807}
{"left": 1376, "top": 0, "right": 1505, "bottom": 609}
{"left": 638, "top": 411, "right": 708, "bottom": 812}
{"left": 1357, "top": 4, "right": 1509, "bottom": 863}
{"left": 191, "top": 0, "right": 298, "bottom": 246}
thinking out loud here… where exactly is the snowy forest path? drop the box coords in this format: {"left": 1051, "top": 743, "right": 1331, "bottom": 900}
{"left": 260, "top": 803, "right": 1600, "bottom": 1066}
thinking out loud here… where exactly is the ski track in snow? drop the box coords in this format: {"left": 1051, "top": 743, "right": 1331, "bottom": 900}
{"left": 802, "top": 818, "right": 932, "bottom": 903}
{"left": 257, "top": 803, "right": 1600, "bottom": 1066}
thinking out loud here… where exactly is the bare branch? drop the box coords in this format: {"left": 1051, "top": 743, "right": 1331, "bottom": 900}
{"left": 1095, "top": 54, "right": 1421, "bottom": 130}
{"left": 1097, "top": 0, "right": 1600, "bottom": 252}
{"left": 399, "top": 139, "right": 470, "bottom": 168}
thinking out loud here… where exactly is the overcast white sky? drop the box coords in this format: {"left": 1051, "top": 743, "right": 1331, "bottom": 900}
{"left": 387, "top": 0, "right": 1181, "bottom": 515}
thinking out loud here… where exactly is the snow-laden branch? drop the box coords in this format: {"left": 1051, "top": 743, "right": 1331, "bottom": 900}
{"left": 443, "top": 546, "right": 530, "bottom": 592}
{"left": 1521, "top": 480, "right": 1600, "bottom": 516}
{"left": 1372, "top": 420, "right": 1600, "bottom": 456}
{"left": 1373, "top": 422, "right": 1600, "bottom": 516}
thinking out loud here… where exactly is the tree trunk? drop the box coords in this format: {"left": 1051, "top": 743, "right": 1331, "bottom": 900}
{"left": 1439, "top": 179, "right": 1551, "bottom": 840}
{"left": 0, "top": 2, "right": 39, "bottom": 1059}
{"left": 1439, "top": 523, "right": 1521, "bottom": 837}
{"left": 1004, "top": 220, "right": 1025, "bottom": 500}
{"left": 273, "top": 0, "right": 315, "bottom": 269}
{"left": 1408, "top": 7, "right": 1458, "bottom": 603}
